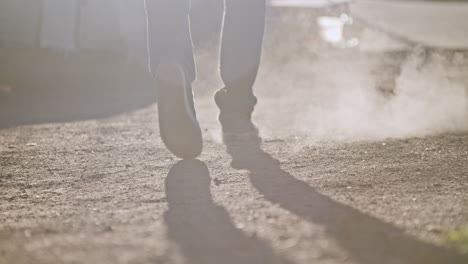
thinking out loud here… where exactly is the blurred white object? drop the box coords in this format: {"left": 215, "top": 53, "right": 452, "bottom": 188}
{"left": 318, "top": 14, "right": 358, "bottom": 48}
{"left": 350, "top": 0, "right": 468, "bottom": 49}
{"left": 318, "top": 16, "right": 344, "bottom": 43}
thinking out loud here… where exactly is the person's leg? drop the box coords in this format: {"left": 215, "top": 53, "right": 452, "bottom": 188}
{"left": 146, "top": 0, "right": 202, "bottom": 159}
{"left": 145, "top": 0, "right": 196, "bottom": 84}
{"left": 215, "top": 0, "right": 266, "bottom": 139}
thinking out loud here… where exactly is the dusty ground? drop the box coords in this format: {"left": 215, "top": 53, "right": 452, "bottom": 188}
{"left": 1, "top": 96, "right": 468, "bottom": 264}
{"left": 1, "top": 6, "right": 468, "bottom": 264}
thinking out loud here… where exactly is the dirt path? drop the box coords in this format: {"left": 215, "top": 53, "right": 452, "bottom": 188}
{"left": 1, "top": 97, "right": 467, "bottom": 264}
{"left": 2, "top": 6, "right": 468, "bottom": 263}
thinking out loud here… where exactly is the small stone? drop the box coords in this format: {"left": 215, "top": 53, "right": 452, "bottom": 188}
{"left": 427, "top": 225, "right": 443, "bottom": 233}
{"left": 24, "top": 230, "right": 32, "bottom": 238}
{"left": 213, "top": 178, "right": 222, "bottom": 186}
{"left": 26, "top": 143, "right": 37, "bottom": 147}
{"left": 236, "top": 223, "right": 245, "bottom": 229}
{"left": 52, "top": 188, "right": 64, "bottom": 195}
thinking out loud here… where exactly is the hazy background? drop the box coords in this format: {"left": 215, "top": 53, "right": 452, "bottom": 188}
{"left": 191, "top": 3, "right": 468, "bottom": 142}
{"left": 1, "top": 1, "right": 467, "bottom": 142}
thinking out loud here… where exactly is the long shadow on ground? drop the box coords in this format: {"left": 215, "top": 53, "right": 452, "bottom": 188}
{"left": 0, "top": 49, "right": 156, "bottom": 129}
{"left": 225, "top": 136, "right": 468, "bottom": 264}
{"left": 164, "top": 159, "right": 292, "bottom": 264}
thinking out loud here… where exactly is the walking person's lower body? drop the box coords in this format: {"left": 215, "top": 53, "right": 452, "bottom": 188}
{"left": 145, "top": 0, "right": 266, "bottom": 159}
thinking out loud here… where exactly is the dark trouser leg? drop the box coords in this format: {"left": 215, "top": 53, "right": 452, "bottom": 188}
{"left": 146, "top": 0, "right": 202, "bottom": 159}
{"left": 145, "top": 0, "right": 196, "bottom": 113}
{"left": 145, "top": 0, "right": 195, "bottom": 83}
{"left": 219, "top": 0, "right": 266, "bottom": 104}
{"left": 215, "top": 0, "right": 266, "bottom": 138}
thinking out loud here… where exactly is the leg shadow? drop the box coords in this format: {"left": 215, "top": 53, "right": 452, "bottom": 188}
{"left": 225, "top": 136, "right": 467, "bottom": 264}
{"left": 164, "top": 159, "right": 292, "bottom": 264}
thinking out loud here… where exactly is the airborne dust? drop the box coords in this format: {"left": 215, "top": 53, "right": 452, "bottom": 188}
{"left": 192, "top": 6, "right": 468, "bottom": 143}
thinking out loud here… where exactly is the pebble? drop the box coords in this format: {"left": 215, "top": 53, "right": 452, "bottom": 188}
{"left": 24, "top": 230, "right": 32, "bottom": 238}
{"left": 427, "top": 225, "right": 443, "bottom": 233}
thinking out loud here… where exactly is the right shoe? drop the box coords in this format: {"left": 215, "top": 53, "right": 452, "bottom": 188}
{"left": 214, "top": 87, "right": 259, "bottom": 143}
{"left": 156, "top": 63, "right": 203, "bottom": 159}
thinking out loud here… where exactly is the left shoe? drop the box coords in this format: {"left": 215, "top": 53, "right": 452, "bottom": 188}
{"left": 156, "top": 62, "right": 203, "bottom": 159}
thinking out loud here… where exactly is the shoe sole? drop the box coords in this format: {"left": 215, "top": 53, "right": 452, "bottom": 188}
{"left": 157, "top": 63, "right": 203, "bottom": 159}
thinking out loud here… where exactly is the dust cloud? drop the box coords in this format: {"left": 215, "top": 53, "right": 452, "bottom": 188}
{"left": 192, "top": 6, "right": 468, "bottom": 143}
{"left": 252, "top": 8, "right": 468, "bottom": 142}
{"left": 254, "top": 49, "right": 468, "bottom": 142}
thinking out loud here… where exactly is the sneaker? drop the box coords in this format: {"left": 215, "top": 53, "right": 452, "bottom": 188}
{"left": 214, "top": 87, "right": 259, "bottom": 143}
{"left": 156, "top": 63, "right": 203, "bottom": 159}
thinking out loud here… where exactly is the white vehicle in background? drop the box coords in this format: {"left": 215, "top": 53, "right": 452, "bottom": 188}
{"left": 271, "top": 0, "right": 468, "bottom": 94}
